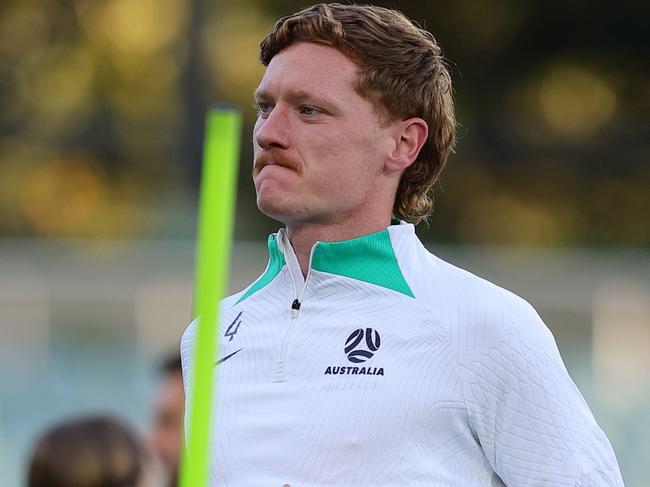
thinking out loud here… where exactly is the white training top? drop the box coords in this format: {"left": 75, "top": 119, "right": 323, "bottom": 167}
{"left": 181, "top": 222, "right": 623, "bottom": 486}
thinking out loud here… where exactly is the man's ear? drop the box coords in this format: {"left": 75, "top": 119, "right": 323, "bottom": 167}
{"left": 386, "top": 118, "right": 428, "bottom": 173}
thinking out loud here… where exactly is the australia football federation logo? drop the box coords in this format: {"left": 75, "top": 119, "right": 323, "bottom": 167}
{"left": 345, "top": 328, "right": 381, "bottom": 363}
{"left": 324, "top": 327, "right": 383, "bottom": 376}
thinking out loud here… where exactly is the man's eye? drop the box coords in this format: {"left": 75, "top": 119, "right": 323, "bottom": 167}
{"left": 300, "top": 106, "right": 318, "bottom": 116}
{"left": 256, "top": 103, "right": 271, "bottom": 116}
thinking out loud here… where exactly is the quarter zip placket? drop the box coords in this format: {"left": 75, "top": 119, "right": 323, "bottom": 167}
{"left": 273, "top": 239, "right": 318, "bottom": 382}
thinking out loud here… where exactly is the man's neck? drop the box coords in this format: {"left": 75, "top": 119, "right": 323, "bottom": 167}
{"left": 286, "top": 217, "right": 392, "bottom": 277}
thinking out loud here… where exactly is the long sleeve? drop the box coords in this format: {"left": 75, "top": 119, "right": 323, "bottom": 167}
{"left": 451, "top": 296, "right": 624, "bottom": 486}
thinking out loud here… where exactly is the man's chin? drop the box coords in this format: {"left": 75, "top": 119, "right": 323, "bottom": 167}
{"left": 256, "top": 195, "right": 296, "bottom": 224}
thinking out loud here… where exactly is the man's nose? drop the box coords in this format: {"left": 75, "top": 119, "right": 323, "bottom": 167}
{"left": 255, "top": 106, "right": 290, "bottom": 150}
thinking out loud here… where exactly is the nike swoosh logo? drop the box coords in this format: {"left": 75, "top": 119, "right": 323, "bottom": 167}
{"left": 214, "top": 348, "right": 242, "bottom": 366}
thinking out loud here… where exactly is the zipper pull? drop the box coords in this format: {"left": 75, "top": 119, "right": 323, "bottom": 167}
{"left": 290, "top": 299, "right": 301, "bottom": 317}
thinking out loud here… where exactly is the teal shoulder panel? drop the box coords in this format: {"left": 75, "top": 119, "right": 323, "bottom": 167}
{"left": 311, "top": 230, "right": 414, "bottom": 298}
{"left": 235, "top": 234, "right": 286, "bottom": 304}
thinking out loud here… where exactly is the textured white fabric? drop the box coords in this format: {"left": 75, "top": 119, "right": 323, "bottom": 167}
{"left": 181, "top": 223, "right": 623, "bottom": 486}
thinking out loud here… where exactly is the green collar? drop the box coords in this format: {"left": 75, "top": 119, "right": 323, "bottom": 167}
{"left": 236, "top": 234, "right": 286, "bottom": 304}
{"left": 237, "top": 226, "right": 414, "bottom": 304}
{"left": 310, "top": 229, "right": 414, "bottom": 297}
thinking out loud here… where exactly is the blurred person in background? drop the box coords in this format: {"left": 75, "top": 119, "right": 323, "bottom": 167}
{"left": 28, "top": 414, "right": 151, "bottom": 487}
{"left": 150, "top": 354, "right": 184, "bottom": 487}
{"left": 181, "top": 3, "right": 624, "bottom": 486}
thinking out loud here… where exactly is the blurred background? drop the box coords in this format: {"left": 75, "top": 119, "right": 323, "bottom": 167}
{"left": 0, "top": 0, "right": 648, "bottom": 485}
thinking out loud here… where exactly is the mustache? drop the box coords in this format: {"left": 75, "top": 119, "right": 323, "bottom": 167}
{"left": 253, "top": 153, "right": 301, "bottom": 175}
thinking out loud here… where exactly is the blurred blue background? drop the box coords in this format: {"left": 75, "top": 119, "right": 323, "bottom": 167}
{"left": 0, "top": 0, "right": 648, "bottom": 485}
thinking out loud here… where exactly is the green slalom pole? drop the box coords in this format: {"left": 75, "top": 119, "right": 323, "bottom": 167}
{"left": 180, "top": 107, "right": 241, "bottom": 487}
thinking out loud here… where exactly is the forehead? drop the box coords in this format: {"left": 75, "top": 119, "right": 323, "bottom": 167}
{"left": 256, "top": 42, "right": 360, "bottom": 99}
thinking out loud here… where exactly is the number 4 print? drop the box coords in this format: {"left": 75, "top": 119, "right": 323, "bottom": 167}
{"left": 224, "top": 311, "right": 243, "bottom": 342}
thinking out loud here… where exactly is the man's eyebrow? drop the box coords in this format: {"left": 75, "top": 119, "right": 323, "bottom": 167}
{"left": 253, "top": 89, "right": 272, "bottom": 101}
{"left": 253, "top": 89, "right": 340, "bottom": 112}
{"left": 287, "top": 90, "right": 339, "bottom": 111}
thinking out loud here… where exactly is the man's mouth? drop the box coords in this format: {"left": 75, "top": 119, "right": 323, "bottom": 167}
{"left": 254, "top": 155, "right": 300, "bottom": 175}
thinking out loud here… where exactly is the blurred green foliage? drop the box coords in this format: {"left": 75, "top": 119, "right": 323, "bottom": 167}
{"left": 0, "top": 0, "right": 648, "bottom": 245}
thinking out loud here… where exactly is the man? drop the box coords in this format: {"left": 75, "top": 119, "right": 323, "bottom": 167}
{"left": 29, "top": 414, "right": 151, "bottom": 487}
{"left": 150, "top": 354, "right": 184, "bottom": 487}
{"left": 181, "top": 3, "right": 624, "bottom": 486}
